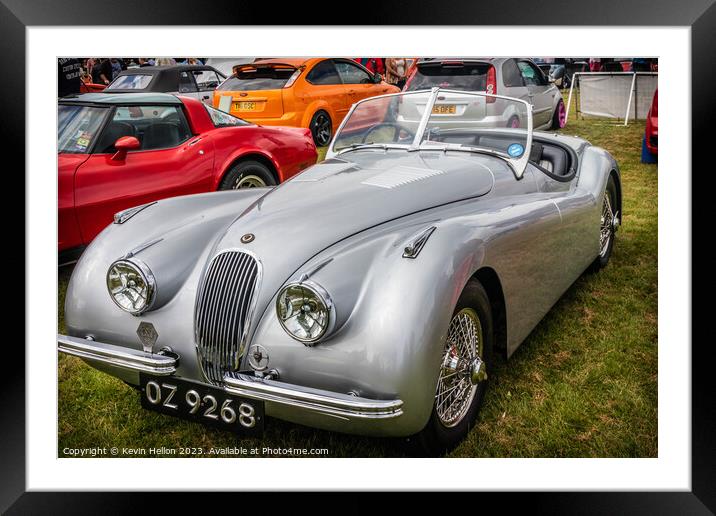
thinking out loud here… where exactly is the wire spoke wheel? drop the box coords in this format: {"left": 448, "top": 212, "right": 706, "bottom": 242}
{"left": 599, "top": 190, "right": 614, "bottom": 257}
{"left": 435, "top": 308, "right": 484, "bottom": 428}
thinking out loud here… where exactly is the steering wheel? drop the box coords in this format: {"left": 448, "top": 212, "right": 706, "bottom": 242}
{"left": 361, "top": 123, "right": 415, "bottom": 144}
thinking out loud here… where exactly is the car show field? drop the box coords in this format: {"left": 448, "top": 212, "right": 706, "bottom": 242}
{"left": 57, "top": 97, "right": 657, "bottom": 458}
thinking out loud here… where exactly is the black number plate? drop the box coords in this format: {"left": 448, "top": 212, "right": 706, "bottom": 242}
{"left": 139, "top": 374, "right": 264, "bottom": 436}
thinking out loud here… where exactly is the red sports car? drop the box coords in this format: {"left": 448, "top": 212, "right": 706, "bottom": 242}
{"left": 58, "top": 92, "right": 317, "bottom": 263}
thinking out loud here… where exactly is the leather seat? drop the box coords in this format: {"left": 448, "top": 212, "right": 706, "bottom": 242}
{"left": 141, "top": 122, "right": 181, "bottom": 150}
{"left": 541, "top": 145, "right": 569, "bottom": 176}
{"left": 96, "top": 121, "right": 135, "bottom": 153}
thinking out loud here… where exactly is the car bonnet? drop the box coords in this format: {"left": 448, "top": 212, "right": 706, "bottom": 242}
{"left": 210, "top": 150, "right": 496, "bottom": 311}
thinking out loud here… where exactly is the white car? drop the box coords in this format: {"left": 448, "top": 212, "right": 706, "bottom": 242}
{"left": 203, "top": 57, "right": 254, "bottom": 77}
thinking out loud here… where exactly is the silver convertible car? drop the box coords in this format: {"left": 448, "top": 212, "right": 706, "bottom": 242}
{"left": 58, "top": 89, "right": 621, "bottom": 455}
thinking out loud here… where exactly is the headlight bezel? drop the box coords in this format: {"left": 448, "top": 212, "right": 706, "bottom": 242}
{"left": 106, "top": 258, "right": 157, "bottom": 315}
{"left": 275, "top": 281, "right": 335, "bottom": 345}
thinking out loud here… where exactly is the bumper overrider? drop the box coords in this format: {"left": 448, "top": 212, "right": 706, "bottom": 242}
{"left": 58, "top": 334, "right": 404, "bottom": 433}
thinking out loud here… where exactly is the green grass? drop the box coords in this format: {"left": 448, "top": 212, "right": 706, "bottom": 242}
{"left": 58, "top": 101, "right": 657, "bottom": 457}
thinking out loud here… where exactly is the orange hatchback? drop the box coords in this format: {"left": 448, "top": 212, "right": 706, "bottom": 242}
{"left": 213, "top": 58, "right": 399, "bottom": 146}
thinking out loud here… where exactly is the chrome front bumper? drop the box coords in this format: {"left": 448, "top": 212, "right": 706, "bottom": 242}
{"left": 58, "top": 334, "right": 405, "bottom": 434}
{"left": 223, "top": 374, "right": 403, "bottom": 420}
{"left": 57, "top": 334, "right": 177, "bottom": 375}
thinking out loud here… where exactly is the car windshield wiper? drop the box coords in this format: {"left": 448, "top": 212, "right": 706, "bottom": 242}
{"left": 339, "top": 142, "right": 397, "bottom": 152}
{"left": 345, "top": 142, "right": 383, "bottom": 150}
{"left": 420, "top": 142, "right": 509, "bottom": 160}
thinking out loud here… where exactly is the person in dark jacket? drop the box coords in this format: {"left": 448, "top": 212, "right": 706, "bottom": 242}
{"left": 91, "top": 58, "right": 113, "bottom": 85}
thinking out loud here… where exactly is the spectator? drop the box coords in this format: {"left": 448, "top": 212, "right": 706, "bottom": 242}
{"left": 589, "top": 57, "right": 602, "bottom": 72}
{"left": 632, "top": 58, "right": 650, "bottom": 72}
{"left": 84, "top": 57, "right": 96, "bottom": 74}
{"left": 155, "top": 57, "right": 177, "bottom": 66}
{"left": 58, "top": 58, "right": 82, "bottom": 97}
{"left": 354, "top": 58, "right": 385, "bottom": 76}
{"left": 91, "top": 58, "right": 113, "bottom": 85}
{"left": 385, "top": 57, "right": 408, "bottom": 89}
{"left": 110, "top": 58, "right": 123, "bottom": 79}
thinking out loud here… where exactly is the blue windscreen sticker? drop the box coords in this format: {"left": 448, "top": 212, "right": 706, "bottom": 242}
{"left": 507, "top": 143, "right": 525, "bottom": 158}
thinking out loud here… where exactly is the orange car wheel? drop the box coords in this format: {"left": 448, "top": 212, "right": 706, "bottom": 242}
{"left": 309, "top": 110, "right": 332, "bottom": 147}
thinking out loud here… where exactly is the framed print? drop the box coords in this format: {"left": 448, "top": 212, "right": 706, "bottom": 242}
{"left": 4, "top": 0, "right": 714, "bottom": 510}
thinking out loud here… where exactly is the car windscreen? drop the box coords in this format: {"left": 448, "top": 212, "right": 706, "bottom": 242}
{"left": 330, "top": 89, "right": 533, "bottom": 178}
{"left": 217, "top": 66, "right": 296, "bottom": 91}
{"left": 106, "top": 74, "right": 154, "bottom": 90}
{"left": 58, "top": 104, "right": 109, "bottom": 153}
{"left": 406, "top": 63, "right": 490, "bottom": 92}
{"left": 332, "top": 91, "right": 432, "bottom": 152}
{"left": 421, "top": 90, "right": 532, "bottom": 168}
{"left": 204, "top": 104, "right": 251, "bottom": 127}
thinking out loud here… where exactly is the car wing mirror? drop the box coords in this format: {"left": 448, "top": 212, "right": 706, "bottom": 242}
{"left": 111, "top": 136, "right": 140, "bottom": 161}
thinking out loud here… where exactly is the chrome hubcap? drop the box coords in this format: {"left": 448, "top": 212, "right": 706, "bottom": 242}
{"left": 435, "top": 308, "right": 485, "bottom": 428}
{"left": 233, "top": 174, "right": 266, "bottom": 189}
{"left": 599, "top": 191, "right": 614, "bottom": 257}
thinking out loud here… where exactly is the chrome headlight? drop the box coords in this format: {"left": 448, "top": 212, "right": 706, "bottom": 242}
{"left": 106, "top": 259, "right": 156, "bottom": 315}
{"left": 276, "top": 282, "right": 333, "bottom": 344}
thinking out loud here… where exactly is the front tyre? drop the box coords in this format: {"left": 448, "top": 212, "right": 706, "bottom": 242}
{"left": 415, "top": 279, "right": 494, "bottom": 456}
{"left": 590, "top": 174, "right": 618, "bottom": 271}
{"left": 218, "top": 160, "right": 276, "bottom": 190}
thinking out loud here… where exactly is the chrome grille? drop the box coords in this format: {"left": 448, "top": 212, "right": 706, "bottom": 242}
{"left": 195, "top": 250, "right": 260, "bottom": 384}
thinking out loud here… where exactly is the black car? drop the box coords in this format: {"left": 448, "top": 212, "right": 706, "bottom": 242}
{"left": 105, "top": 65, "right": 226, "bottom": 104}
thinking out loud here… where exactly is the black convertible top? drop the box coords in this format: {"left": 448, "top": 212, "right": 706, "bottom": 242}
{"left": 106, "top": 65, "right": 224, "bottom": 93}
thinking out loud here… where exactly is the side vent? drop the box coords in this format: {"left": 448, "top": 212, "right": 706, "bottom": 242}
{"left": 403, "top": 226, "right": 437, "bottom": 259}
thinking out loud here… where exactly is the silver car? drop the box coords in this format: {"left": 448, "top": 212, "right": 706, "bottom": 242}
{"left": 58, "top": 89, "right": 620, "bottom": 455}
{"left": 402, "top": 58, "right": 566, "bottom": 130}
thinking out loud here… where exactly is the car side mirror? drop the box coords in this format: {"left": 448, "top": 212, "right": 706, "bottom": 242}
{"left": 111, "top": 136, "right": 140, "bottom": 161}
{"left": 373, "top": 73, "right": 382, "bottom": 84}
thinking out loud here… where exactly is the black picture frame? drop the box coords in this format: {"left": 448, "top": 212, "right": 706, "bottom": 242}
{"left": 6, "top": 0, "right": 713, "bottom": 511}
